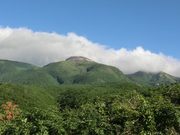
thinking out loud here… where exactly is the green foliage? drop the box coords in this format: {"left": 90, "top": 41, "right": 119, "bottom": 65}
{"left": 0, "top": 82, "right": 180, "bottom": 134}
{"left": 0, "top": 106, "right": 66, "bottom": 135}
{"left": 0, "top": 83, "right": 59, "bottom": 110}
{"left": 0, "top": 58, "right": 180, "bottom": 134}
{"left": 57, "top": 83, "right": 180, "bottom": 134}
{"left": 58, "top": 88, "right": 89, "bottom": 109}
{"left": 160, "top": 83, "right": 180, "bottom": 105}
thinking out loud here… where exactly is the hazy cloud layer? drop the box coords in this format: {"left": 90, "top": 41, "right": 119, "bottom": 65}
{"left": 0, "top": 27, "right": 180, "bottom": 77}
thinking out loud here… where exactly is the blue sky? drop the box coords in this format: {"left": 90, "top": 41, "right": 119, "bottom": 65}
{"left": 0, "top": 0, "right": 180, "bottom": 58}
{"left": 0, "top": 0, "right": 180, "bottom": 76}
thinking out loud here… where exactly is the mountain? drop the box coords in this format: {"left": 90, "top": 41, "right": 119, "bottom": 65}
{"left": 42, "top": 56, "right": 130, "bottom": 84}
{"left": 127, "top": 71, "right": 180, "bottom": 86}
{"left": 10, "top": 69, "right": 60, "bottom": 85}
{"left": 0, "top": 59, "right": 38, "bottom": 82}
{"left": 0, "top": 57, "right": 130, "bottom": 85}
{"left": 0, "top": 57, "right": 179, "bottom": 86}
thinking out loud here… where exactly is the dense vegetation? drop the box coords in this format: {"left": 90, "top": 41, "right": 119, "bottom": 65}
{"left": 0, "top": 57, "right": 180, "bottom": 134}
{"left": 0, "top": 82, "right": 180, "bottom": 134}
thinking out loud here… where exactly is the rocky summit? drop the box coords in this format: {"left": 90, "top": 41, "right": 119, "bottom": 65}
{"left": 66, "top": 56, "right": 93, "bottom": 62}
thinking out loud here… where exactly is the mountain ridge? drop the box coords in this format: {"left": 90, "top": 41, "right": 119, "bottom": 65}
{"left": 127, "top": 70, "right": 180, "bottom": 86}
{"left": 0, "top": 57, "right": 179, "bottom": 86}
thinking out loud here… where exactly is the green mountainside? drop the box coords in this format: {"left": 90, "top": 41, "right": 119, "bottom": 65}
{"left": 0, "top": 57, "right": 180, "bottom": 85}
{"left": 0, "top": 59, "right": 60, "bottom": 85}
{"left": 127, "top": 71, "right": 180, "bottom": 86}
{"left": 0, "top": 57, "right": 130, "bottom": 85}
{"left": 42, "top": 57, "right": 130, "bottom": 84}
{"left": 0, "top": 83, "right": 59, "bottom": 110}
{"left": 0, "top": 59, "right": 38, "bottom": 82}
{"left": 10, "top": 69, "right": 59, "bottom": 85}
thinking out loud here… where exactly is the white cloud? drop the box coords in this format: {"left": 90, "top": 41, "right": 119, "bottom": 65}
{"left": 0, "top": 27, "right": 180, "bottom": 77}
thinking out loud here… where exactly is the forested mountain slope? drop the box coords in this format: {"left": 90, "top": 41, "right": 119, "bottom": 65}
{"left": 0, "top": 57, "right": 130, "bottom": 85}
{"left": 0, "top": 59, "right": 38, "bottom": 82}
{"left": 0, "top": 57, "right": 180, "bottom": 85}
{"left": 42, "top": 56, "right": 130, "bottom": 84}
{"left": 127, "top": 71, "right": 180, "bottom": 86}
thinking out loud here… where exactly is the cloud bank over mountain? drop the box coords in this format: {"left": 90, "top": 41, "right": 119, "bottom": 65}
{"left": 0, "top": 27, "right": 180, "bottom": 77}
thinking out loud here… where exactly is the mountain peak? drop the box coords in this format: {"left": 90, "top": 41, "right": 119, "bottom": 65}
{"left": 66, "top": 56, "right": 93, "bottom": 62}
